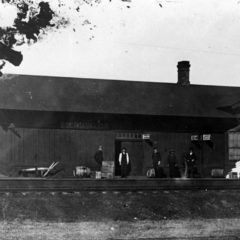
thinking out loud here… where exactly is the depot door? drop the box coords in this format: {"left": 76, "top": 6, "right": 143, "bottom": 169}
{"left": 115, "top": 141, "right": 144, "bottom": 176}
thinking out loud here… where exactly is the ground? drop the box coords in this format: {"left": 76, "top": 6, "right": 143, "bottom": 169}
{"left": 1, "top": 219, "right": 240, "bottom": 240}
{"left": 1, "top": 190, "right": 240, "bottom": 239}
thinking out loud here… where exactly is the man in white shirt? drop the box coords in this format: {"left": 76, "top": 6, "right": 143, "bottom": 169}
{"left": 118, "top": 147, "right": 130, "bottom": 178}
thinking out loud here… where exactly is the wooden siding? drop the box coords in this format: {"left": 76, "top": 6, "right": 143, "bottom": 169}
{"left": 115, "top": 132, "right": 226, "bottom": 177}
{"left": 0, "top": 128, "right": 226, "bottom": 177}
{"left": 0, "top": 128, "right": 115, "bottom": 176}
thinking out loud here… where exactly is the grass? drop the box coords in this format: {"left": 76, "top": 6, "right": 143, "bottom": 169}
{"left": 1, "top": 219, "right": 240, "bottom": 239}
{"left": 1, "top": 190, "right": 240, "bottom": 239}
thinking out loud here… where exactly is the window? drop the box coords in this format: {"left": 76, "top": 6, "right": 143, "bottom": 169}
{"left": 228, "top": 132, "right": 240, "bottom": 161}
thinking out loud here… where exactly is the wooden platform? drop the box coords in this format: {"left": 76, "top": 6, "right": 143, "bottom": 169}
{"left": 0, "top": 177, "right": 240, "bottom": 192}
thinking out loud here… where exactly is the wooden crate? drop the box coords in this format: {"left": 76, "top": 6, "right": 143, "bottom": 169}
{"left": 102, "top": 161, "right": 115, "bottom": 167}
{"left": 101, "top": 161, "right": 115, "bottom": 173}
{"left": 101, "top": 166, "right": 114, "bottom": 173}
{"left": 101, "top": 172, "right": 114, "bottom": 179}
{"left": 229, "top": 172, "right": 238, "bottom": 179}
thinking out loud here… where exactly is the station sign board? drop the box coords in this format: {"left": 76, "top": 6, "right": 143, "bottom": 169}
{"left": 202, "top": 134, "right": 211, "bottom": 141}
{"left": 191, "top": 135, "right": 199, "bottom": 141}
{"left": 142, "top": 134, "right": 151, "bottom": 140}
{"left": 191, "top": 134, "right": 211, "bottom": 141}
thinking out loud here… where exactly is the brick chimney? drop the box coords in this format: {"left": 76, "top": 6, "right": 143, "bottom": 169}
{"left": 177, "top": 61, "right": 190, "bottom": 85}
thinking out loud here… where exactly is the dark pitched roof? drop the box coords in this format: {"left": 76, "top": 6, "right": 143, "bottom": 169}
{"left": 0, "top": 74, "right": 239, "bottom": 118}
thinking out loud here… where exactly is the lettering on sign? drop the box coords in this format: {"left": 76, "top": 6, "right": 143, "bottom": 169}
{"left": 203, "top": 134, "right": 211, "bottom": 141}
{"left": 191, "top": 135, "right": 199, "bottom": 141}
{"left": 60, "top": 121, "right": 107, "bottom": 129}
{"left": 191, "top": 134, "right": 212, "bottom": 141}
{"left": 142, "top": 134, "right": 151, "bottom": 140}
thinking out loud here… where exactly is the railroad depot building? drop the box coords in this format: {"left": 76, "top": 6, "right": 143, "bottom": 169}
{"left": 0, "top": 62, "right": 239, "bottom": 178}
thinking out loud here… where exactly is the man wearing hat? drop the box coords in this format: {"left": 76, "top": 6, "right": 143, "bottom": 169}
{"left": 185, "top": 147, "right": 197, "bottom": 178}
{"left": 152, "top": 147, "right": 165, "bottom": 178}
{"left": 167, "top": 149, "right": 177, "bottom": 178}
{"left": 94, "top": 145, "right": 104, "bottom": 171}
{"left": 118, "top": 147, "right": 130, "bottom": 178}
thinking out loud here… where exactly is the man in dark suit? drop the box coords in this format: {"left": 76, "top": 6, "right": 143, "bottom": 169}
{"left": 185, "top": 147, "right": 197, "bottom": 178}
{"left": 152, "top": 148, "right": 165, "bottom": 178}
{"left": 94, "top": 145, "right": 103, "bottom": 171}
{"left": 168, "top": 149, "right": 177, "bottom": 178}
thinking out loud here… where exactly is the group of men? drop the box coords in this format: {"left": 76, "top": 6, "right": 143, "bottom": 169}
{"left": 152, "top": 147, "right": 198, "bottom": 178}
{"left": 94, "top": 145, "right": 198, "bottom": 178}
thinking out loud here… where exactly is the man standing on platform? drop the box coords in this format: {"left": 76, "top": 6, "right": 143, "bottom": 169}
{"left": 119, "top": 147, "right": 130, "bottom": 178}
{"left": 152, "top": 147, "right": 165, "bottom": 178}
{"left": 94, "top": 145, "right": 104, "bottom": 171}
{"left": 185, "top": 147, "right": 197, "bottom": 178}
{"left": 167, "top": 149, "right": 177, "bottom": 178}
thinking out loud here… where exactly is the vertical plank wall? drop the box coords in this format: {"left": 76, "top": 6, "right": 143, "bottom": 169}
{"left": 0, "top": 127, "right": 115, "bottom": 176}
{"left": 0, "top": 127, "right": 226, "bottom": 177}
{"left": 142, "top": 132, "right": 226, "bottom": 177}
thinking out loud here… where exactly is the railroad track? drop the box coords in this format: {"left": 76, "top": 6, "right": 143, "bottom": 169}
{"left": 0, "top": 178, "right": 240, "bottom": 192}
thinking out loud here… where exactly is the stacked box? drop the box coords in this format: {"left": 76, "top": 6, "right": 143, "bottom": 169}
{"left": 229, "top": 172, "right": 238, "bottom": 179}
{"left": 101, "top": 172, "right": 114, "bottom": 179}
{"left": 101, "top": 161, "right": 115, "bottom": 179}
{"left": 101, "top": 161, "right": 114, "bottom": 172}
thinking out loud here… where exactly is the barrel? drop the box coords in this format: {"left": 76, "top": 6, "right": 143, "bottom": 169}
{"left": 75, "top": 166, "right": 91, "bottom": 177}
